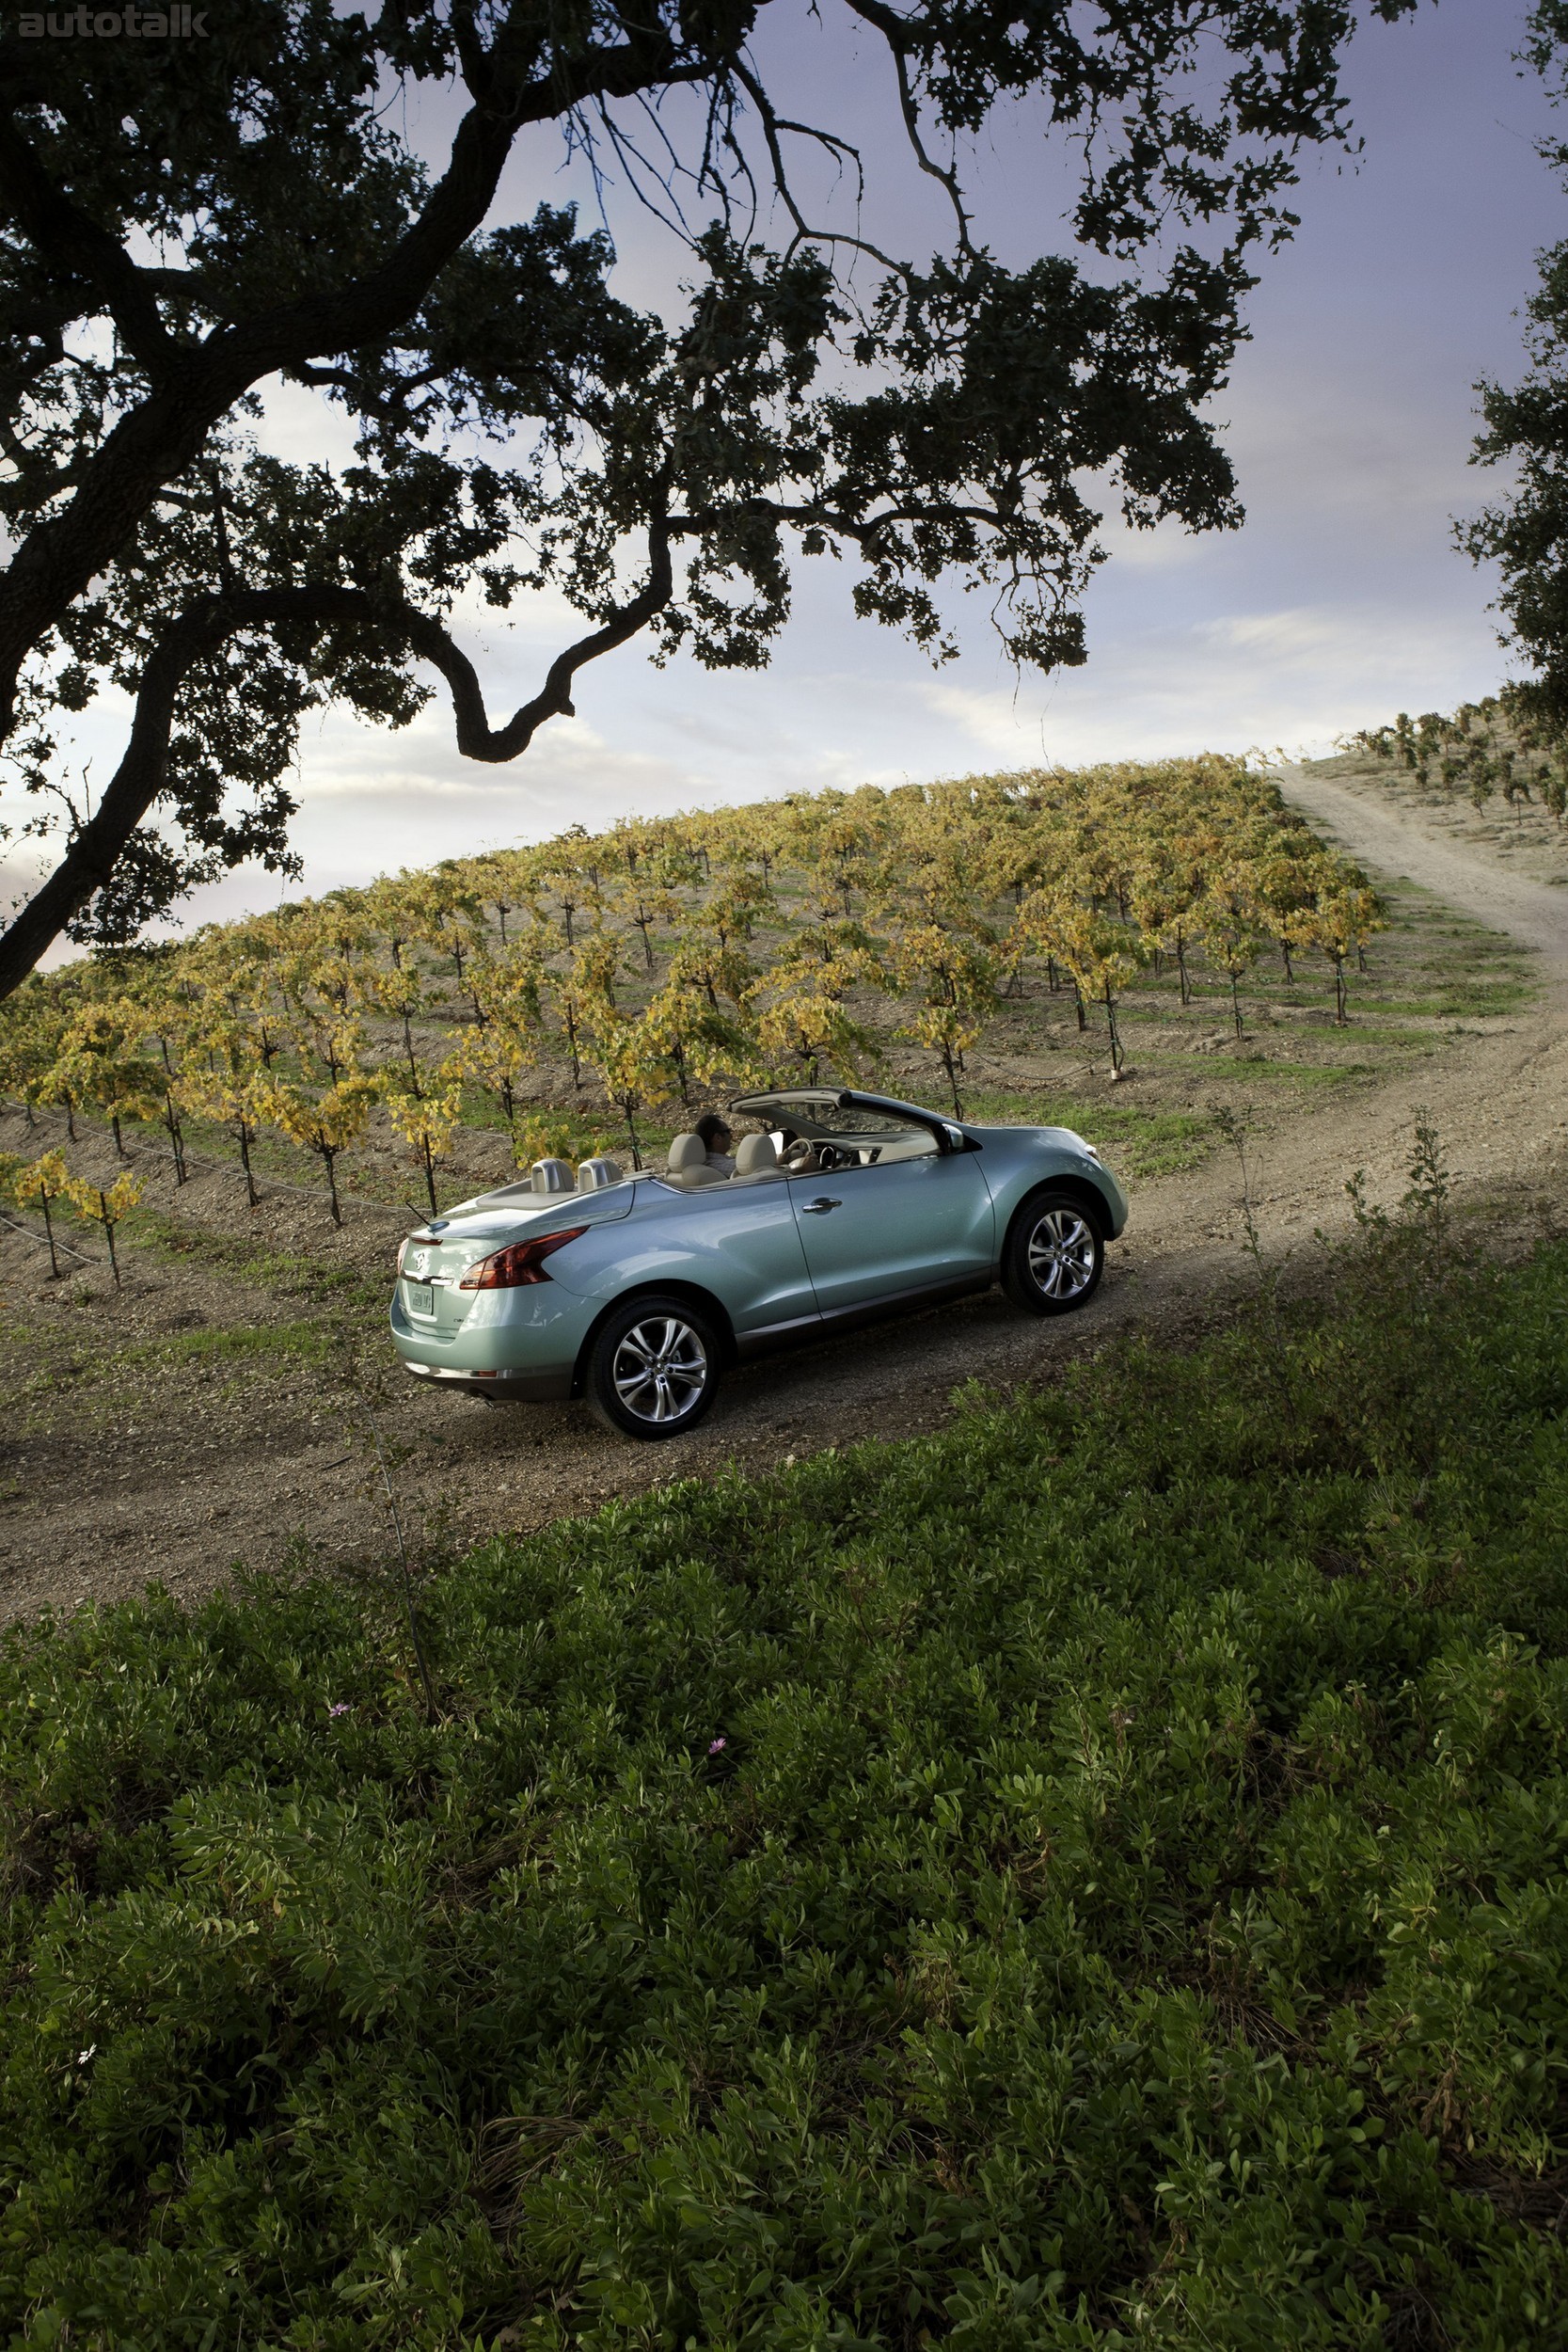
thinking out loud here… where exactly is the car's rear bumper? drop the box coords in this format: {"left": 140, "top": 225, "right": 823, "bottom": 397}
{"left": 403, "top": 1360, "right": 574, "bottom": 1403}
{"left": 389, "top": 1285, "right": 586, "bottom": 1399}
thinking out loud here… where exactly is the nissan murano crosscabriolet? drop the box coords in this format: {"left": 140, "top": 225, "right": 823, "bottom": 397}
{"left": 389, "top": 1089, "right": 1129, "bottom": 1438}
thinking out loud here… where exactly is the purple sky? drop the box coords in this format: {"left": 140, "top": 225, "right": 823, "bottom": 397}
{"left": 6, "top": 0, "right": 1561, "bottom": 940}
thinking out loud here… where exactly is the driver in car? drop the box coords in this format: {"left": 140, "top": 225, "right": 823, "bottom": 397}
{"left": 694, "top": 1112, "right": 736, "bottom": 1175}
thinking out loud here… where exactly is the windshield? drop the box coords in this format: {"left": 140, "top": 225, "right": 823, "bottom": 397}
{"left": 743, "top": 1100, "right": 918, "bottom": 1140}
{"left": 731, "top": 1092, "right": 945, "bottom": 1157}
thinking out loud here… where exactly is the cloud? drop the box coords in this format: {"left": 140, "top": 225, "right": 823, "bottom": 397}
{"left": 922, "top": 600, "right": 1498, "bottom": 769}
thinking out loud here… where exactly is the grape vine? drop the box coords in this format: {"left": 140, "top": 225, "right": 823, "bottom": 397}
{"left": 0, "top": 758, "right": 1382, "bottom": 1218}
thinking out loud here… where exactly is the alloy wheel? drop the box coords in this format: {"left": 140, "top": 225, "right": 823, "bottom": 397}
{"left": 610, "top": 1314, "right": 709, "bottom": 1424}
{"left": 1026, "top": 1207, "right": 1097, "bottom": 1300}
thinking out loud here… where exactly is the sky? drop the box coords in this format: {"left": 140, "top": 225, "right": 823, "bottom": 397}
{"left": 5, "top": 0, "right": 1562, "bottom": 941}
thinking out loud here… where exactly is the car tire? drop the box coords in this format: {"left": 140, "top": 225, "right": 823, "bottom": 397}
{"left": 1001, "top": 1187, "right": 1104, "bottom": 1316}
{"left": 585, "top": 1293, "right": 722, "bottom": 1439}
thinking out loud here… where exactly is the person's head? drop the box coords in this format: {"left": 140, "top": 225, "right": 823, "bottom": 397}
{"left": 695, "top": 1112, "right": 733, "bottom": 1152}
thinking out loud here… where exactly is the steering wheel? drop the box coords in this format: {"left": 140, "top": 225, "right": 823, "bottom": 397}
{"left": 780, "top": 1137, "right": 816, "bottom": 1171}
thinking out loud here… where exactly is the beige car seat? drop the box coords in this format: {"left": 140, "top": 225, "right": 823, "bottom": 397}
{"left": 665, "top": 1132, "right": 726, "bottom": 1187}
{"left": 733, "top": 1131, "right": 780, "bottom": 1177}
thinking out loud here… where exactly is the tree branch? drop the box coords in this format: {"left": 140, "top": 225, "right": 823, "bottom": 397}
{"left": 0, "top": 24, "right": 706, "bottom": 742}
{"left": 887, "top": 41, "right": 974, "bottom": 260}
{"left": 0, "top": 524, "right": 674, "bottom": 997}
{"left": 388, "top": 515, "right": 673, "bottom": 758}
{"left": 0, "top": 109, "right": 180, "bottom": 375}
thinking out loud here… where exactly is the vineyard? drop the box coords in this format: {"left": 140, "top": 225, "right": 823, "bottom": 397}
{"left": 1346, "top": 694, "right": 1568, "bottom": 833}
{"left": 0, "top": 758, "right": 1386, "bottom": 1232}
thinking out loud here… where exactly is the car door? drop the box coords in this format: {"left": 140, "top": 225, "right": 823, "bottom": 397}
{"left": 605, "top": 1174, "right": 821, "bottom": 1340}
{"left": 786, "top": 1148, "right": 995, "bottom": 1314}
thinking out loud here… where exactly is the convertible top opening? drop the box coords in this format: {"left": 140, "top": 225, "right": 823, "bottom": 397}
{"left": 728, "top": 1089, "right": 968, "bottom": 1149}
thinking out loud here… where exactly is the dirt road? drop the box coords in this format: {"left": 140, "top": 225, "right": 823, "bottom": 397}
{"left": 5, "top": 768, "right": 1568, "bottom": 1623}
{"left": 1277, "top": 763, "right": 1568, "bottom": 972}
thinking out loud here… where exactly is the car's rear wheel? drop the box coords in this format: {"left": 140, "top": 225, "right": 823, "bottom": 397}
{"left": 1002, "top": 1188, "right": 1103, "bottom": 1316}
{"left": 586, "top": 1294, "right": 721, "bottom": 1438}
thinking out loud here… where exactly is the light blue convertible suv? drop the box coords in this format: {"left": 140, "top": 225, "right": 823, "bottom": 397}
{"left": 389, "top": 1088, "right": 1128, "bottom": 1438}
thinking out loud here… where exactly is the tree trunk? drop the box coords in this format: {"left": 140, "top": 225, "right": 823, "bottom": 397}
{"left": 40, "top": 1192, "right": 59, "bottom": 1279}
{"left": 164, "top": 1089, "right": 186, "bottom": 1184}
{"left": 321, "top": 1145, "right": 342, "bottom": 1226}
{"left": 238, "top": 1119, "right": 259, "bottom": 1210}
{"left": 0, "top": 600, "right": 230, "bottom": 998}
{"left": 100, "top": 1194, "right": 121, "bottom": 1288}
{"left": 1104, "top": 980, "right": 1123, "bottom": 1074}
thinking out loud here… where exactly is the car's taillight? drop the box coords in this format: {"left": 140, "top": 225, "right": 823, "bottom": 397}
{"left": 458, "top": 1227, "right": 587, "bottom": 1290}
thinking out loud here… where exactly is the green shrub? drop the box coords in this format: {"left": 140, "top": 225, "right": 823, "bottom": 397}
{"left": 4, "top": 1187, "right": 1568, "bottom": 2345}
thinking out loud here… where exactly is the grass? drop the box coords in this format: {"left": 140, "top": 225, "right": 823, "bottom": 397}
{"left": 115, "top": 1319, "right": 336, "bottom": 1372}
{"left": 963, "top": 1087, "right": 1215, "bottom": 1178}
{"left": 121, "top": 1211, "right": 390, "bottom": 1314}
{"left": 4, "top": 1164, "right": 1568, "bottom": 2346}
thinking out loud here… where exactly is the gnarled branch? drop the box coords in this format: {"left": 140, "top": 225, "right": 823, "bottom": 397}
{"left": 0, "top": 522, "right": 674, "bottom": 998}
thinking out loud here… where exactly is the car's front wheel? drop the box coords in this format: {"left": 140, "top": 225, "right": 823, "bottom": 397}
{"left": 585, "top": 1294, "right": 721, "bottom": 1438}
{"left": 1002, "top": 1188, "right": 1104, "bottom": 1316}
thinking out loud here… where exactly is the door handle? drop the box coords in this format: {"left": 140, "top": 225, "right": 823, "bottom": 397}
{"left": 801, "top": 1196, "right": 841, "bottom": 1215}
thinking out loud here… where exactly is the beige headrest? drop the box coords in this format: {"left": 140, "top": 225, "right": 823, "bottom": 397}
{"left": 577, "top": 1155, "right": 625, "bottom": 1192}
{"left": 734, "top": 1131, "right": 778, "bottom": 1174}
{"left": 667, "top": 1132, "right": 707, "bottom": 1172}
{"left": 531, "top": 1157, "right": 576, "bottom": 1195}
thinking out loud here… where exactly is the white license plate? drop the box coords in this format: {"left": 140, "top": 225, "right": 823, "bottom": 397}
{"left": 405, "top": 1280, "right": 435, "bottom": 1317}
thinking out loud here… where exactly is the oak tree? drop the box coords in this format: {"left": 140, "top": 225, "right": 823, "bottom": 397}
{"left": 0, "top": 2, "right": 1423, "bottom": 993}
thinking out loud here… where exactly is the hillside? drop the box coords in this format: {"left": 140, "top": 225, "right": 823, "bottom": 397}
{"left": 0, "top": 757, "right": 1551, "bottom": 1617}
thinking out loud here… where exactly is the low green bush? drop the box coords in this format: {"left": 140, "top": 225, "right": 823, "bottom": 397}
{"left": 4, "top": 1168, "right": 1568, "bottom": 2347}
